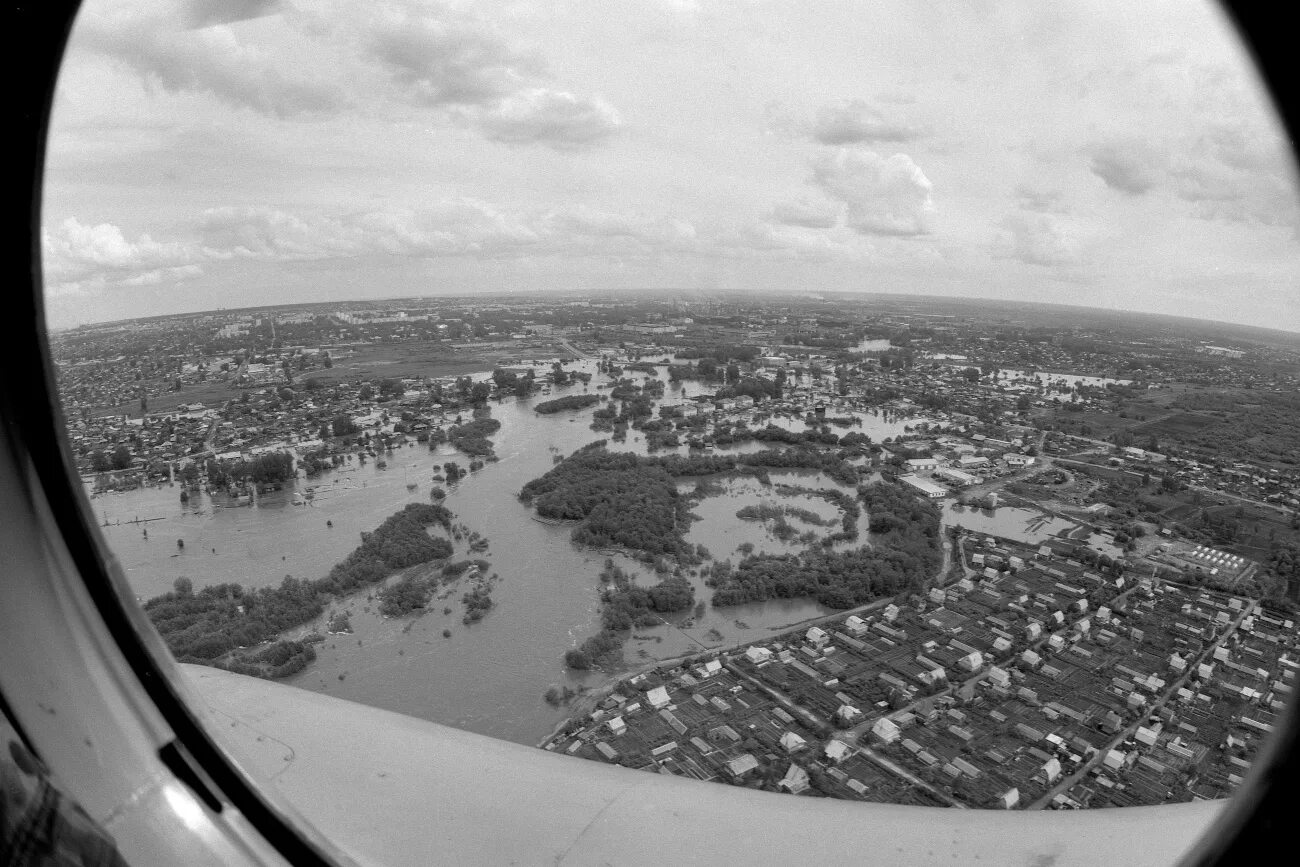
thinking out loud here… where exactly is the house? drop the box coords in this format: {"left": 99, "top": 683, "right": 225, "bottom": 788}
{"left": 935, "top": 466, "right": 977, "bottom": 486}
{"left": 726, "top": 754, "right": 759, "bottom": 778}
{"left": 693, "top": 659, "right": 723, "bottom": 679}
{"left": 824, "top": 740, "right": 853, "bottom": 764}
{"left": 780, "top": 732, "right": 808, "bottom": 753}
{"left": 779, "top": 763, "right": 810, "bottom": 794}
{"left": 871, "top": 718, "right": 901, "bottom": 744}
{"left": 646, "top": 685, "right": 671, "bottom": 709}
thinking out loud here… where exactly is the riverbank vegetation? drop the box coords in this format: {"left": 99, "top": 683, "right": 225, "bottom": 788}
{"left": 564, "top": 561, "right": 695, "bottom": 670}
{"left": 447, "top": 417, "right": 501, "bottom": 457}
{"left": 142, "top": 502, "right": 455, "bottom": 677}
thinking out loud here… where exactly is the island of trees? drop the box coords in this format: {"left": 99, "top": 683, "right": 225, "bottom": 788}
{"left": 534, "top": 394, "right": 602, "bottom": 414}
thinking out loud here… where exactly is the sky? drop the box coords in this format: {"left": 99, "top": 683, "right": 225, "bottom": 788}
{"left": 41, "top": 0, "right": 1300, "bottom": 332}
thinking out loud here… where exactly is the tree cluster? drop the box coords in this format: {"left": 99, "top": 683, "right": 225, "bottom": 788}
{"left": 534, "top": 394, "right": 602, "bottom": 414}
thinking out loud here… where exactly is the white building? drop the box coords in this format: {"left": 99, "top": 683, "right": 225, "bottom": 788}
{"left": 871, "top": 718, "right": 901, "bottom": 744}
{"left": 901, "top": 474, "right": 947, "bottom": 499}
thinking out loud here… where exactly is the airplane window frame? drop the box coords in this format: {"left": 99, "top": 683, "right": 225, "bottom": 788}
{"left": 6, "top": 2, "right": 1298, "bottom": 865}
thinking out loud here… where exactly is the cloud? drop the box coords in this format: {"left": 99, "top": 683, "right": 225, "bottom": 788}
{"left": 768, "top": 199, "right": 840, "bottom": 229}
{"left": 42, "top": 218, "right": 202, "bottom": 292}
{"left": 475, "top": 89, "right": 621, "bottom": 149}
{"left": 75, "top": 8, "right": 345, "bottom": 118}
{"left": 366, "top": 14, "right": 541, "bottom": 107}
{"left": 992, "top": 213, "right": 1079, "bottom": 266}
{"left": 1088, "top": 141, "right": 1164, "bottom": 195}
{"left": 196, "top": 202, "right": 544, "bottom": 260}
{"left": 543, "top": 207, "right": 696, "bottom": 249}
{"left": 809, "top": 149, "right": 934, "bottom": 236}
{"left": 1015, "top": 185, "right": 1068, "bottom": 214}
{"left": 811, "top": 99, "right": 924, "bottom": 145}
{"left": 1170, "top": 124, "right": 1299, "bottom": 227}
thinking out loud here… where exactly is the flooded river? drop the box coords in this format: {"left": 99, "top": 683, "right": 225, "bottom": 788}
{"left": 87, "top": 358, "right": 919, "bottom": 745}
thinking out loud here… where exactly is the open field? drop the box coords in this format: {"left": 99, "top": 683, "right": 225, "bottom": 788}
{"left": 318, "top": 340, "right": 575, "bottom": 382}
{"left": 88, "top": 339, "right": 581, "bottom": 416}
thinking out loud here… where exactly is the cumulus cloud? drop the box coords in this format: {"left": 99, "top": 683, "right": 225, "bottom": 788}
{"left": 75, "top": 7, "right": 344, "bottom": 118}
{"left": 476, "top": 89, "right": 621, "bottom": 149}
{"left": 992, "top": 213, "right": 1079, "bottom": 266}
{"left": 1088, "top": 141, "right": 1164, "bottom": 195}
{"left": 811, "top": 99, "right": 923, "bottom": 145}
{"left": 768, "top": 199, "right": 840, "bottom": 229}
{"left": 809, "top": 149, "right": 934, "bottom": 236}
{"left": 42, "top": 218, "right": 203, "bottom": 292}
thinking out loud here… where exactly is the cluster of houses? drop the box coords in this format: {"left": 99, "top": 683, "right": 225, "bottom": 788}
{"left": 548, "top": 535, "right": 1297, "bottom": 810}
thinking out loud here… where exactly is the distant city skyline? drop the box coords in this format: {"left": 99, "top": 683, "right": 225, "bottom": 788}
{"left": 42, "top": 0, "right": 1300, "bottom": 331}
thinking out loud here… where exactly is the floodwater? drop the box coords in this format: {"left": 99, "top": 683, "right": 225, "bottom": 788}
{"left": 997, "top": 369, "right": 1134, "bottom": 390}
{"left": 855, "top": 338, "right": 894, "bottom": 353}
{"left": 87, "top": 358, "right": 908, "bottom": 745}
{"left": 942, "top": 502, "right": 1078, "bottom": 544}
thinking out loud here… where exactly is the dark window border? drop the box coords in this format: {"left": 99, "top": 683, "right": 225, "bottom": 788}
{"left": 5, "top": 3, "right": 1297, "bottom": 866}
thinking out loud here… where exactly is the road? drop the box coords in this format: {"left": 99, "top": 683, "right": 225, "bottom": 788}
{"left": 557, "top": 338, "right": 594, "bottom": 361}
{"left": 856, "top": 745, "right": 967, "bottom": 809}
